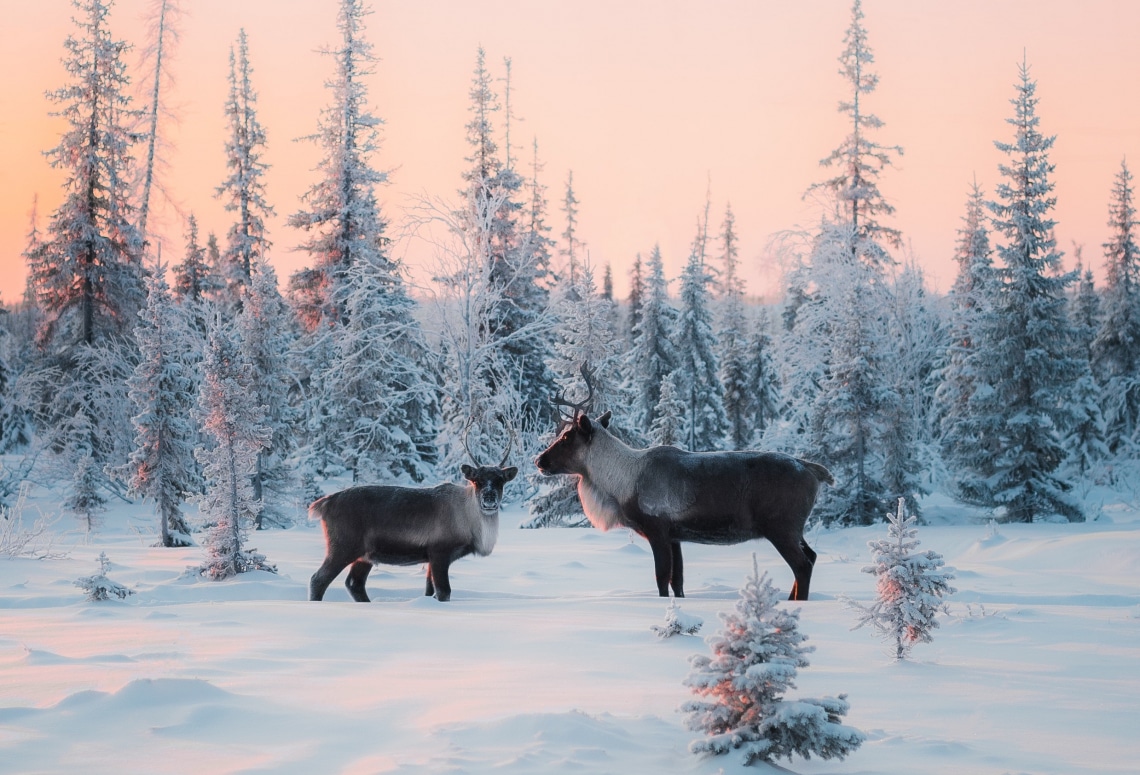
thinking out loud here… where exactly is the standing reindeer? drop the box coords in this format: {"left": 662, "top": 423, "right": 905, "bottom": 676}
{"left": 535, "top": 366, "right": 831, "bottom": 601}
{"left": 309, "top": 429, "right": 517, "bottom": 603}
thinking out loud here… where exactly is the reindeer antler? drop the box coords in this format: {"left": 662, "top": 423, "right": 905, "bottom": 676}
{"left": 550, "top": 362, "right": 597, "bottom": 424}
{"left": 497, "top": 414, "right": 516, "bottom": 468}
{"left": 462, "top": 417, "right": 484, "bottom": 467}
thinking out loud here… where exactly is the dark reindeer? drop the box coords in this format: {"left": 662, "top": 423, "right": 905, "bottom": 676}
{"left": 309, "top": 429, "right": 517, "bottom": 603}
{"left": 535, "top": 366, "right": 832, "bottom": 601}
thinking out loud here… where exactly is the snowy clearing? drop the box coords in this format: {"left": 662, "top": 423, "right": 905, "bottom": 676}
{"left": 2, "top": 485, "right": 1139, "bottom": 774}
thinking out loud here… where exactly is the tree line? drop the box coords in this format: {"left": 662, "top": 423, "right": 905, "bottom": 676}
{"left": 2, "top": 0, "right": 1138, "bottom": 563}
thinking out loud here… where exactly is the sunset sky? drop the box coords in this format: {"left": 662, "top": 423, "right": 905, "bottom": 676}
{"left": 2, "top": 0, "right": 1139, "bottom": 305}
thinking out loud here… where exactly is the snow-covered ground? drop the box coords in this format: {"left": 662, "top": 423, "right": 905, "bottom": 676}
{"left": 2, "top": 484, "right": 1139, "bottom": 774}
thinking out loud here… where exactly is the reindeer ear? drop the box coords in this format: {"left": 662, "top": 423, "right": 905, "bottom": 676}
{"left": 576, "top": 413, "right": 593, "bottom": 437}
{"left": 502, "top": 466, "right": 518, "bottom": 482}
{"left": 598, "top": 410, "right": 612, "bottom": 428}
{"left": 461, "top": 464, "right": 476, "bottom": 481}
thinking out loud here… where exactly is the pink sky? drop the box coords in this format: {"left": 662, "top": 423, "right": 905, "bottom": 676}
{"left": 2, "top": 0, "right": 1139, "bottom": 305}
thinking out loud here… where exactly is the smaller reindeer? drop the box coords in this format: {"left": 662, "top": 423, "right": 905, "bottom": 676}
{"left": 309, "top": 432, "right": 517, "bottom": 603}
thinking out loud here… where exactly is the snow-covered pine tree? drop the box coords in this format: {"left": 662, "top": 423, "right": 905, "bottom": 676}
{"left": 675, "top": 222, "right": 728, "bottom": 452}
{"left": 136, "top": 0, "right": 184, "bottom": 244}
{"left": 63, "top": 410, "right": 106, "bottom": 536}
{"left": 626, "top": 252, "right": 644, "bottom": 342}
{"left": 289, "top": 0, "right": 387, "bottom": 330}
{"left": 1071, "top": 253, "right": 1101, "bottom": 355}
{"left": 683, "top": 556, "right": 864, "bottom": 765}
{"left": 746, "top": 310, "right": 781, "bottom": 446}
{"left": 524, "top": 262, "right": 622, "bottom": 528}
{"left": 808, "top": 245, "right": 892, "bottom": 526}
{"left": 236, "top": 258, "right": 302, "bottom": 525}
{"left": 123, "top": 265, "right": 198, "bottom": 547}
{"left": 624, "top": 244, "right": 678, "bottom": 436}
{"left": 935, "top": 182, "right": 1002, "bottom": 498}
{"left": 810, "top": 0, "right": 903, "bottom": 263}
{"left": 172, "top": 213, "right": 222, "bottom": 337}
{"left": 649, "top": 370, "right": 685, "bottom": 447}
{"left": 22, "top": 0, "right": 147, "bottom": 499}
{"left": 982, "top": 58, "right": 1084, "bottom": 522}
{"left": 880, "top": 261, "right": 937, "bottom": 515}
{"left": 323, "top": 248, "right": 439, "bottom": 484}
{"left": 846, "top": 497, "right": 956, "bottom": 661}
{"left": 431, "top": 49, "right": 555, "bottom": 474}
{"left": 716, "top": 204, "right": 753, "bottom": 450}
{"left": 1064, "top": 254, "right": 1109, "bottom": 477}
{"left": 560, "top": 170, "right": 583, "bottom": 286}
{"left": 216, "top": 28, "right": 274, "bottom": 309}
{"left": 1091, "top": 159, "right": 1140, "bottom": 456}
{"left": 195, "top": 319, "right": 275, "bottom": 580}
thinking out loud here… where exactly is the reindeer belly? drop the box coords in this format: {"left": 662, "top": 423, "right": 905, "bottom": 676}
{"left": 670, "top": 511, "right": 758, "bottom": 545}
{"left": 367, "top": 539, "right": 430, "bottom": 566}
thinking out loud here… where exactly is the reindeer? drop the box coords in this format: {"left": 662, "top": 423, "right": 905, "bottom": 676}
{"left": 534, "top": 366, "right": 832, "bottom": 601}
{"left": 308, "top": 430, "right": 517, "bottom": 603}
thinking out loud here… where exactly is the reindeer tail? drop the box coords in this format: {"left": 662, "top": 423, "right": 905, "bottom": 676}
{"left": 307, "top": 495, "right": 331, "bottom": 521}
{"left": 802, "top": 460, "right": 835, "bottom": 486}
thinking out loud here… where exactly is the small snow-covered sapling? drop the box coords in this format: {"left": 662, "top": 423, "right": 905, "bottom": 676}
{"left": 75, "top": 552, "right": 134, "bottom": 602}
{"left": 651, "top": 601, "right": 703, "bottom": 638}
{"left": 682, "top": 555, "right": 864, "bottom": 765}
{"left": 845, "top": 497, "right": 956, "bottom": 660}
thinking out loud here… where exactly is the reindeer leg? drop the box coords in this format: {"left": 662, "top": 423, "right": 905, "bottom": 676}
{"left": 772, "top": 537, "right": 814, "bottom": 601}
{"left": 344, "top": 560, "right": 373, "bottom": 603}
{"left": 670, "top": 542, "right": 685, "bottom": 597}
{"left": 645, "top": 531, "right": 673, "bottom": 597}
{"left": 309, "top": 554, "right": 352, "bottom": 601}
{"left": 428, "top": 553, "right": 452, "bottom": 602}
{"left": 424, "top": 566, "right": 435, "bottom": 597}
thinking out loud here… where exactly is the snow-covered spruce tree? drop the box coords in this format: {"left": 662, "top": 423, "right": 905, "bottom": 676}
{"left": 172, "top": 213, "right": 223, "bottom": 338}
{"left": 675, "top": 224, "right": 728, "bottom": 452}
{"left": 524, "top": 262, "right": 623, "bottom": 528}
{"left": 22, "top": 0, "right": 147, "bottom": 505}
{"left": 716, "top": 204, "right": 753, "bottom": 450}
{"left": 75, "top": 552, "right": 133, "bottom": 601}
{"left": 216, "top": 28, "right": 274, "bottom": 310}
{"left": 123, "top": 266, "right": 198, "bottom": 547}
{"left": 1091, "top": 159, "right": 1140, "bottom": 456}
{"left": 746, "top": 310, "right": 781, "bottom": 446}
{"left": 624, "top": 244, "right": 678, "bottom": 436}
{"left": 880, "top": 261, "right": 937, "bottom": 515}
{"left": 809, "top": 0, "right": 903, "bottom": 263}
{"left": 322, "top": 249, "right": 439, "bottom": 485}
{"left": 136, "top": 0, "right": 184, "bottom": 243}
{"left": 236, "top": 259, "right": 303, "bottom": 525}
{"left": 560, "top": 170, "right": 584, "bottom": 286}
{"left": 935, "top": 182, "right": 1002, "bottom": 496}
{"left": 626, "top": 252, "right": 644, "bottom": 342}
{"left": 1071, "top": 255, "right": 1101, "bottom": 355}
{"left": 649, "top": 370, "right": 686, "bottom": 447}
{"left": 981, "top": 59, "right": 1084, "bottom": 522}
{"left": 808, "top": 251, "right": 892, "bottom": 526}
{"left": 195, "top": 319, "right": 275, "bottom": 580}
{"left": 845, "top": 498, "right": 956, "bottom": 661}
{"left": 476, "top": 104, "right": 557, "bottom": 440}
{"left": 683, "top": 557, "right": 864, "bottom": 765}
{"left": 289, "top": 0, "right": 387, "bottom": 331}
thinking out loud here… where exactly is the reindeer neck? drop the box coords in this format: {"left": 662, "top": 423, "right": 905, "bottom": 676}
{"left": 582, "top": 429, "right": 642, "bottom": 499}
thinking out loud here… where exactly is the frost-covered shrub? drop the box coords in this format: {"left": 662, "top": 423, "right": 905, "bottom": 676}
{"left": 75, "top": 552, "right": 133, "bottom": 601}
{"left": 845, "top": 497, "right": 956, "bottom": 660}
{"left": 651, "top": 601, "right": 702, "bottom": 639}
{"left": 682, "top": 556, "right": 864, "bottom": 765}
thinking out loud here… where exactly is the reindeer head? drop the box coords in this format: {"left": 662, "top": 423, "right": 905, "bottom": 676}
{"left": 535, "top": 409, "right": 612, "bottom": 476}
{"left": 462, "top": 417, "right": 518, "bottom": 514}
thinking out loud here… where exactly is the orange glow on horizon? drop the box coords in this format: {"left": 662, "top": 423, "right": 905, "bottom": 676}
{"left": 2, "top": 1, "right": 1139, "bottom": 307}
